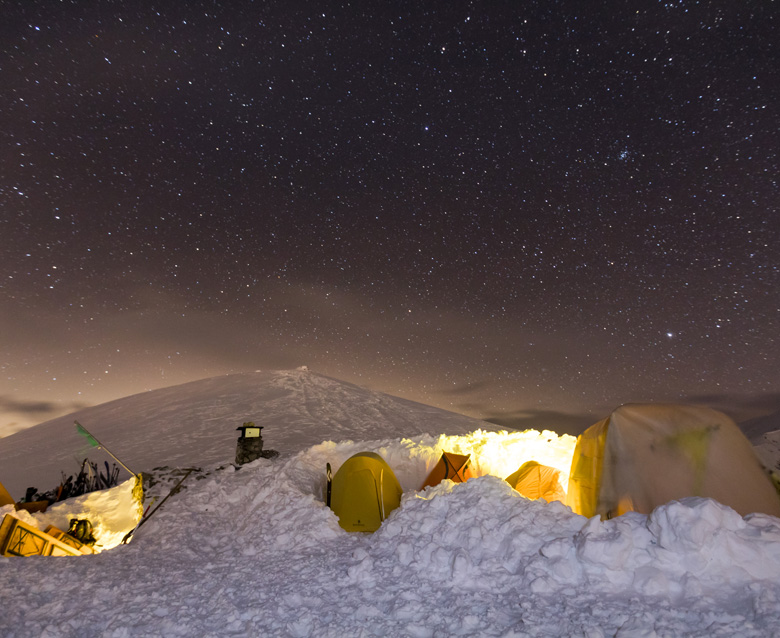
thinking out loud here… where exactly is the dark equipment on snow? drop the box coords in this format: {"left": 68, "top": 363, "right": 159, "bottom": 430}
{"left": 326, "top": 463, "right": 333, "bottom": 507}
{"left": 25, "top": 458, "right": 122, "bottom": 507}
{"left": 67, "top": 518, "right": 97, "bottom": 546}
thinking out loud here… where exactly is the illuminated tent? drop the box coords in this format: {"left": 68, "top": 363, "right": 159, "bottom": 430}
{"left": 421, "top": 451, "right": 474, "bottom": 490}
{"left": 0, "top": 478, "right": 50, "bottom": 514}
{"left": 0, "top": 480, "right": 14, "bottom": 507}
{"left": 329, "top": 452, "right": 402, "bottom": 532}
{"left": 566, "top": 403, "right": 780, "bottom": 519}
{"left": 505, "top": 461, "right": 565, "bottom": 503}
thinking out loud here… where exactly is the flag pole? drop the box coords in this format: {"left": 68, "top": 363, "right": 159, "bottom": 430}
{"left": 74, "top": 420, "right": 137, "bottom": 478}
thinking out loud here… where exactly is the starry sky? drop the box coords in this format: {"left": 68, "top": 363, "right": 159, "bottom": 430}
{"left": 2, "top": 1, "right": 778, "bottom": 437}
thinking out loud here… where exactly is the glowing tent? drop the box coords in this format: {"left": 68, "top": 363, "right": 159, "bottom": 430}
{"left": 505, "top": 461, "right": 565, "bottom": 503}
{"left": 329, "top": 452, "right": 402, "bottom": 532}
{"left": 421, "top": 451, "right": 474, "bottom": 490}
{"left": 0, "top": 480, "right": 13, "bottom": 507}
{"left": 566, "top": 403, "right": 780, "bottom": 519}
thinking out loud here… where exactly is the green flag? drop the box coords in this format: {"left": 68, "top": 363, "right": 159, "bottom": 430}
{"left": 73, "top": 420, "right": 136, "bottom": 477}
{"left": 76, "top": 422, "right": 100, "bottom": 448}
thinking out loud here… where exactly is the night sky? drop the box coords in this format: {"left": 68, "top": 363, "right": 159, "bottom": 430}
{"left": 2, "top": 1, "right": 778, "bottom": 437}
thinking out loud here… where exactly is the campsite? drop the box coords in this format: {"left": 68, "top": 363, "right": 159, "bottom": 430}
{"left": 2, "top": 369, "right": 780, "bottom": 636}
{"left": 2, "top": 0, "right": 776, "bottom": 633}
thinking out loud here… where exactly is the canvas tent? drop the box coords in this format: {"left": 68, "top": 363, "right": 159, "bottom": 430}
{"left": 329, "top": 452, "right": 402, "bottom": 532}
{"left": 505, "top": 461, "right": 565, "bottom": 503}
{"left": 0, "top": 480, "right": 14, "bottom": 507}
{"left": 421, "top": 451, "right": 474, "bottom": 490}
{"left": 566, "top": 403, "right": 780, "bottom": 519}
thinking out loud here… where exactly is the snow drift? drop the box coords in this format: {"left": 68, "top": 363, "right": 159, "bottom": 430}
{"left": 1, "top": 369, "right": 780, "bottom": 637}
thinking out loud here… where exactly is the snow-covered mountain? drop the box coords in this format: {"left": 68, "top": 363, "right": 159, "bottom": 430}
{"left": 2, "top": 368, "right": 780, "bottom": 637}
{"left": 0, "top": 368, "right": 498, "bottom": 499}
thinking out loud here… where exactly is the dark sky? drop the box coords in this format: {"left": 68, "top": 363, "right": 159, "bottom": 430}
{"left": 2, "top": 1, "right": 778, "bottom": 437}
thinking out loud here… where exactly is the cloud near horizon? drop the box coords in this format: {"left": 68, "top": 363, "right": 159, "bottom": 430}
{"left": 0, "top": 395, "right": 90, "bottom": 438}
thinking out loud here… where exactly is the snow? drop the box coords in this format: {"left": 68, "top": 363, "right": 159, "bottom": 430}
{"left": 755, "top": 430, "right": 780, "bottom": 474}
{"left": 1, "top": 368, "right": 780, "bottom": 637}
{"left": 1, "top": 476, "right": 142, "bottom": 552}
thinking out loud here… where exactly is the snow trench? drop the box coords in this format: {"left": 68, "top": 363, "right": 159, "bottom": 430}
{"left": 4, "top": 431, "right": 780, "bottom": 637}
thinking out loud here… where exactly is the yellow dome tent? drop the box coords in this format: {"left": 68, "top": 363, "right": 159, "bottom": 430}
{"left": 505, "top": 461, "right": 565, "bottom": 503}
{"left": 566, "top": 403, "right": 780, "bottom": 519}
{"left": 329, "top": 452, "right": 402, "bottom": 532}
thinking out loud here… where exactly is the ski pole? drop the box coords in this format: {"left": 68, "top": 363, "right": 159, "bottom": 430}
{"left": 121, "top": 497, "right": 157, "bottom": 544}
{"left": 122, "top": 469, "right": 194, "bottom": 543}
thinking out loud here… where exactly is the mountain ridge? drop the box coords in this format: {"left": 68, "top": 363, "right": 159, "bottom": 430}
{"left": 0, "top": 368, "right": 501, "bottom": 498}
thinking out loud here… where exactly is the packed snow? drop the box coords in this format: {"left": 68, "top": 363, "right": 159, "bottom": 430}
{"left": 2, "top": 369, "right": 780, "bottom": 637}
{"left": 2, "top": 476, "right": 142, "bottom": 552}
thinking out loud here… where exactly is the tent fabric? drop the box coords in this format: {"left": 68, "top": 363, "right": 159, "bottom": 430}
{"left": 0, "top": 514, "right": 82, "bottom": 557}
{"left": 329, "top": 452, "right": 402, "bottom": 532}
{"left": 505, "top": 461, "right": 565, "bottom": 503}
{"left": 421, "top": 452, "right": 474, "bottom": 490}
{"left": 0, "top": 480, "right": 14, "bottom": 507}
{"left": 566, "top": 417, "right": 610, "bottom": 518}
{"left": 566, "top": 403, "right": 780, "bottom": 519}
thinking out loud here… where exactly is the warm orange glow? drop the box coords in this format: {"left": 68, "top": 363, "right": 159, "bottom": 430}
{"left": 421, "top": 429, "right": 577, "bottom": 491}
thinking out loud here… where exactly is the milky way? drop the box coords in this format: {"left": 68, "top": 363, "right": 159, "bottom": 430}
{"left": 2, "top": 1, "right": 778, "bottom": 436}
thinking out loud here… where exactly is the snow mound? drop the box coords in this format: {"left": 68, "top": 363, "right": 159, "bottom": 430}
{"left": 2, "top": 370, "right": 780, "bottom": 636}
{"left": 101, "top": 434, "right": 780, "bottom": 636}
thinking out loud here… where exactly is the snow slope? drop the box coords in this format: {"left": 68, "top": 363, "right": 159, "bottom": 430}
{"left": 0, "top": 369, "right": 498, "bottom": 499}
{"left": 2, "top": 368, "right": 780, "bottom": 637}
